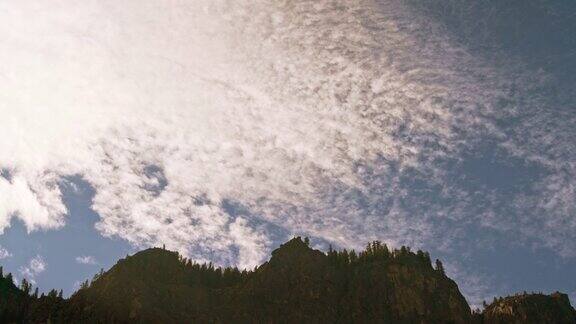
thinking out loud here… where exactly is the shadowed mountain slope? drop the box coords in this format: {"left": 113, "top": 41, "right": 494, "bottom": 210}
{"left": 0, "top": 238, "right": 574, "bottom": 323}
{"left": 481, "top": 291, "right": 576, "bottom": 324}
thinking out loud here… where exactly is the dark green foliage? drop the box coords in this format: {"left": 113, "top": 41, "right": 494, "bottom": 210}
{"left": 435, "top": 259, "right": 445, "bottom": 275}
{"left": 0, "top": 267, "right": 64, "bottom": 323}
{"left": 20, "top": 279, "right": 32, "bottom": 296}
{"left": 0, "top": 238, "right": 574, "bottom": 323}
{"left": 0, "top": 269, "right": 27, "bottom": 322}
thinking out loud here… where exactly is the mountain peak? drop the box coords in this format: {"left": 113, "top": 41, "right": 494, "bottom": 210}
{"left": 268, "top": 236, "right": 324, "bottom": 265}
{"left": 272, "top": 236, "right": 310, "bottom": 252}
{"left": 126, "top": 247, "right": 179, "bottom": 261}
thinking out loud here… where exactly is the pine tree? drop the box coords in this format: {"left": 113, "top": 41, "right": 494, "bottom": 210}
{"left": 400, "top": 246, "right": 408, "bottom": 256}
{"left": 20, "top": 278, "right": 31, "bottom": 295}
{"left": 349, "top": 250, "right": 358, "bottom": 263}
{"left": 48, "top": 289, "right": 58, "bottom": 298}
{"left": 435, "top": 259, "right": 445, "bottom": 275}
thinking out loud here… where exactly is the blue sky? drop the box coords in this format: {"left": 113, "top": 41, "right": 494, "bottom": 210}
{"left": 0, "top": 0, "right": 575, "bottom": 306}
{"left": 0, "top": 177, "right": 132, "bottom": 296}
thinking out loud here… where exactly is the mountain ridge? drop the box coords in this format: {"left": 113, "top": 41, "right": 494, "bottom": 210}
{"left": 1, "top": 237, "right": 574, "bottom": 323}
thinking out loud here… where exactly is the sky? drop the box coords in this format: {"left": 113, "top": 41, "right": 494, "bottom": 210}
{"left": 0, "top": 0, "right": 575, "bottom": 306}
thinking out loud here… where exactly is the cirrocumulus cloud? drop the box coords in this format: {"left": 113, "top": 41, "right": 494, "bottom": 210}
{"left": 0, "top": 0, "right": 574, "bottom": 287}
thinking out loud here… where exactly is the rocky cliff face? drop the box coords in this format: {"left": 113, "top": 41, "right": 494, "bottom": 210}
{"left": 481, "top": 292, "right": 576, "bottom": 324}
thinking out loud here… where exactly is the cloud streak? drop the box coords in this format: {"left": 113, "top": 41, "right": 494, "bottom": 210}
{"left": 75, "top": 256, "right": 98, "bottom": 265}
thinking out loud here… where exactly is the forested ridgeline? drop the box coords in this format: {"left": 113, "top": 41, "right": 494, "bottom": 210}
{"left": 1, "top": 237, "right": 574, "bottom": 323}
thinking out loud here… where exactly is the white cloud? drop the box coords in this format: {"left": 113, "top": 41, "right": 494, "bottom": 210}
{"left": 30, "top": 255, "right": 46, "bottom": 273}
{"left": 0, "top": 245, "right": 12, "bottom": 259}
{"left": 0, "top": 0, "right": 573, "bottom": 298}
{"left": 75, "top": 255, "right": 98, "bottom": 265}
{"left": 0, "top": 0, "right": 495, "bottom": 262}
{"left": 19, "top": 255, "right": 46, "bottom": 284}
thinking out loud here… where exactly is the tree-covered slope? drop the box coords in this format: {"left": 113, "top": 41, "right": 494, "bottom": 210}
{"left": 56, "top": 238, "right": 471, "bottom": 323}
{"left": 222, "top": 238, "right": 471, "bottom": 323}
{"left": 0, "top": 238, "right": 574, "bottom": 323}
